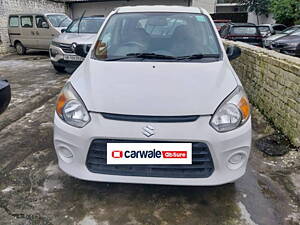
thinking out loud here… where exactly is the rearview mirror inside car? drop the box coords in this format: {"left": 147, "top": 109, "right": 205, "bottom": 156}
{"left": 74, "top": 44, "right": 91, "bottom": 58}
{"left": 0, "top": 80, "right": 11, "bottom": 114}
{"left": 226, "top": 46, "right": 241, "bottom": 61}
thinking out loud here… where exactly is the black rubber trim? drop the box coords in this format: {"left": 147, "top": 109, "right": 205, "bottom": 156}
{"left": 100, "top": 113, "right": 200, "bottom": 123}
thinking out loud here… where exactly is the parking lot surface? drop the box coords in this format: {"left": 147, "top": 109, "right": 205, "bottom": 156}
{"left": 0, "top": 53, "right": 299, "bottom": 225}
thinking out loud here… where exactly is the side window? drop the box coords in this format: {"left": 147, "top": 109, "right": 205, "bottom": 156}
{"left": 9, "top": 16, "right": 19, "bottom": 27}
{"left": 36, "top": 16, "right": 48, "bottom": 28}
{"left": 220, "top": 25, "right": 228, "bottom": 37}
{"left": 21, "top": 16, "right": 33, "bottom": 28}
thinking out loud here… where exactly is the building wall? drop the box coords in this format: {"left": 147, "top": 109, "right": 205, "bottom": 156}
{"left": 248, "top": 12, "right": 276, "bottom": 25}
{"left": 70, "top": 0, "right": 190, "bottom": 18}
{"left": 191, "top": 0, "right": 216, "bottom": 14}
{"left": 0, "top": 0, "right": 68, "bottom": 54}
{"left": 224, "top": 40, "right": 300, "bottom": 147}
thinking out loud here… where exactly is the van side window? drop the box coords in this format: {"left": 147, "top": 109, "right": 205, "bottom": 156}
{"left": 9, "top": 16, "right": 19, "bottom": 27}
{"left": 21, "top": 16, "right": 33, "bottom": 28}
{"left": 36, "top": 16, "right": 48, "bottom": 28}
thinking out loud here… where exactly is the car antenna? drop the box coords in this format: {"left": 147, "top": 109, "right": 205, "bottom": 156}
{"left": 78, "top": 10, "right": 86, "bottom": 34}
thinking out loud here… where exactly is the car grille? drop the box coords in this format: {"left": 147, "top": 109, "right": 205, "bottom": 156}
{"left": 86, "top": 139, "right": 214, "bottom": 178}
{"left": 59, "top": 43, "right": 74, "bottom": 53}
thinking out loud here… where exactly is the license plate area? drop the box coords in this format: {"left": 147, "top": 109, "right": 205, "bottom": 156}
{"left": 64, "top": 55, "right": 84, "bottom": 61}
{"left": 107, "top": 143, "right": 192, "bottom": 165}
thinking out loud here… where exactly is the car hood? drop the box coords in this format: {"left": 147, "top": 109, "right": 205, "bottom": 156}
{"left": 71, "top": 60, "right": 238, "bottom": 116}
{"left": 266, "top": 33, "right": 286, "bottom": 41}
{"left": 53, "top": 33, "right": 97, "bottom": 45}
{"left": 274, "top": 35, "right": 300, "bottom": 43}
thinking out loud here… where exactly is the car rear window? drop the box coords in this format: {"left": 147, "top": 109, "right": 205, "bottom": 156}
{"left": 258, "top": 26, "right": 270, "bottom": 32}
{"left": 231, "top": 26, "right": 258, "bottom": 35}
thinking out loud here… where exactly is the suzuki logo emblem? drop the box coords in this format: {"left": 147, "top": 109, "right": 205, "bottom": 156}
{"left": 142, "top": 125, "right": 155, "bottom": 137}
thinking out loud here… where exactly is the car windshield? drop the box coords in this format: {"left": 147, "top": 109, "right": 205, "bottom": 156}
{"left": 94, "top": 12, "right": 221, "bottom": 61}
{"left": 290, "top": 30, "right": 300, "bottom": 36}
{"left": 66, "top": 18, "right": 105, "bottom": 33}
{"left": 231, "top": 26, "right": 258, "bottom": 35}
{"left": 258, "top": 26, "right": 270, "bottom": 33}
{"left": 47, "top": 14, "right": 72, "bottom": 27}
{"left": 282, "top": 27, "right": 298, "bottom": 34}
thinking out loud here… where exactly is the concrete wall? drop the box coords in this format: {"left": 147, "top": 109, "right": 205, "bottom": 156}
{"left": 224, "top": 40, "right": 300, "bottom": 146}
{"left": 0, "top": 0, "right": 68, "bottom": 54}
{"left": 192, "top": 0, "right": 216, "bottom": 14}
{"left": 248, "top": 12, "right": 276, "bottom": 25}
{"left": 71, "top": 0, "right": 190, "bottom": 18}
{"left": 70, "top": 0, "right": 216, "bottom": 18}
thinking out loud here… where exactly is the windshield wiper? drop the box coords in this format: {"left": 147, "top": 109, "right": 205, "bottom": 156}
{"left": 175, "top": 54, "right": 221, "bottom": 61}
{"left": 105, "top": 53, "right": 176, "bottom": 61}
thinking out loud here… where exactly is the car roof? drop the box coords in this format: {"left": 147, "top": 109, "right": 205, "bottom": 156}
{"left": 9, "top": 13, "right": 66, "bottom": 16}
{"left": 232, "top": 23, "right": 256, "bottom": 26}
{"left": 116, "top": 5, "right": 204, "bottom": 14}
{"left": 73, "top": 16, "right": 105, "bottom": 20}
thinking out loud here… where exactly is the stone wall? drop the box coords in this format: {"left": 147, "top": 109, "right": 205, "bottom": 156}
{"left": 224, "top": 40, "right": 300, "bottom": 146}
{"left": 0, "top": 0, "right": 68, "bottom": 54}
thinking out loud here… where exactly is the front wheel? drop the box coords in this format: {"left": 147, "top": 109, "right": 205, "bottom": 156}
{"left": 53, "top": 65, "right": 65, "bottom": 73}
{"left": 15, "top": 42, "right": 26, "bottom": 55}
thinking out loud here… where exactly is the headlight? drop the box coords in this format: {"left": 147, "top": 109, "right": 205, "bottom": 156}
{"left": 56, "top": 83, "right": 90, "bottom": 128}
{"left": 51, "top": 41, "right": 61, "bottom": 47}
{"left": 210, "top": 86, "right": 250, "bottom": 132}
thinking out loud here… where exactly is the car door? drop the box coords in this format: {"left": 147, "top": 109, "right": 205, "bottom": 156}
{"left": 35, "top": 15, "right": 53, "bottom": 49}
{"left": 20, "top": 15, "right": 37, "bottom": 48}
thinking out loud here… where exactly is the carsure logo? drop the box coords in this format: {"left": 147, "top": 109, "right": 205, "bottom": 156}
{"left": 108, "top": 143, "right": 192, "bottom": 165}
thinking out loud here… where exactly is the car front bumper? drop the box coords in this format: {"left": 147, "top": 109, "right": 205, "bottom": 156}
{"left": 49, "top": 44, "right": 83, "bottom": 68}
{"left": 53, "top": 112, "right": 252, "bottom": 186}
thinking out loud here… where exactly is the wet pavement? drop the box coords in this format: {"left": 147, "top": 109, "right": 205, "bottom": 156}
{"left": 0, "top": 53, "right": 299, "bottom": 225}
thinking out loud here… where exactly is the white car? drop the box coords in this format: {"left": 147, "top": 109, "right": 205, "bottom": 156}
{"left": 50, "top": 16, "right": 105, "bottom": 73}
{"left": 54, "top": 5, "right": 251, "bottom": 186}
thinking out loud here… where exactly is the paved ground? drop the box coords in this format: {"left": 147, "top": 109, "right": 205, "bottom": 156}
{"left": 0, "top": 53, "right": 299, "bottom": 225}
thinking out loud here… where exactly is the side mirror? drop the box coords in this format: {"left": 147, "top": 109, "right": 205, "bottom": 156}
{"left": 74, "top": 44, "right": 91, "bottom": 58}
{"left": 0, "top": 80, "right": 11, "bottom": 114}
{"left": 42, "top": 21, "right": 49, "bottom": 29}
{"left": 226, "top": 45, "right": 241, "bottom": 61}
{"left": 61, "top": 29, "right": 66, "bottom": 33}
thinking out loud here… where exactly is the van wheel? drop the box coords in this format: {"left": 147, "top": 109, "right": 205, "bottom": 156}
{"left": 53, "top": 65, "right": 65, "bottom": 73}
{"left": 15, "top": 42, "right": 26, "bottom": 55}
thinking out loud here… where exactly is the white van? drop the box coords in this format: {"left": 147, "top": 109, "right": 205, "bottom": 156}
{"left": 8, "top": 13, "right": 71, "bottom": 55}
{"left": 54, "top": 6, "right": 251, "bottom": 186}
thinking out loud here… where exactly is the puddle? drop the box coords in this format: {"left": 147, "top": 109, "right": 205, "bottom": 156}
{"left": 238, "top": 202, "right": 258, "bottom": 225}
{"left": 78, "top": 215, "right": 101, "bottom": 225}
{"left": 255, "top": 134, "right": 291, "bottom": 156}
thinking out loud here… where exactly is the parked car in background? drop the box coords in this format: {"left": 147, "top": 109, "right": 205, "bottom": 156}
{"left": 213, "top": 19, "right": 231, "bottom": 32}
{"left": 220, "top": 23, "right": 263, "bottom": 47}
{"left": 258, "top": 24, "right": 287, "bottom": 38}
{"left": 0, "top": 80, "right": 11, "bottom": 114}
{"left": 54, "top": 6, "right": 251, "bottom": 186}
{"left": 50, "top": 16, "right": 105, "bottom": 73}
{"left": 271, "top": 29, "right": 300, "bottom": 57}
{"left": 8, "top": 13, "right": 72, "bottom": 55}
{"left": 264, "top": 25, "right": 300, "bottom": 49}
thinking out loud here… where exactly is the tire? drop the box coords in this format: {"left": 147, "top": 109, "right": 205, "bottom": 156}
{"left": 15, "top": 42, "right": 26, "bottom": 55}
{"left": 53, "top": 65, "right": 65, "bottom": 73}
